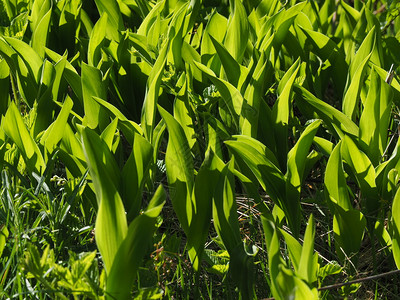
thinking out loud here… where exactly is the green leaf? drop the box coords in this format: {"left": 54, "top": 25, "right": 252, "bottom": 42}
{"left": 224, "top": 0, "right": 249, "bottom": 63}
{"left": 201, "top": 10, "right": 227, "bottom": 72}
{"left": 193, "top": 60, "right": 242, "bottom": 131}
{"left": 267, "top": 231, "right": 284, "bottom": 299}
{"left": 272, "top": 58, "right": 300, "bottom": 168}
{"left": 299, "top": 26, "right": 347, "bottom": 95}
{"left": 209, "top": 34, "right": 247, "bottom": 88}
{"left": 298, "top": 214, "right": 318, "bottom": 283}
{"left": 224, "top": 137, "right": 292, "bottom": 227}
{"left": 342, "top": 52, "right": 372, "bottom": 120}
{"left": 279, "top": 228, "right": 301, "bottom": 271}
{"left": 212, "top": 159, "right": 255, "bottom": 299}
{"left": 81, "top": 127, "right": 127, "bottom": 274}
{"left": 325, "top": 142, "right": 352, "bottom": 210}
{"left": 88, "top": 13, "right": 108, "bottom": 67}
{"left": 167, "top": 3, "right": 187, "bottom": 71}
{"left": 158, "top": 105, "right": 194, "bottom": 233}
{"left": 81, "top": 63, "right": 108, "bottom": 129}
{"left": 45, "top": 48, "right": 83, "bottom": 106}
{"left": 141, "top": 41, "right": 168, "bottom": 140}
{"left": 359, "top": 69, "right": 393, "bottom": 165}
{"left": 106, "top": 186, "right": 165, "bottom": 300}
{"left": 333, "top": 206, "right": 366, "bottom": 265}
{"left": 31, "top": 0, "right": 52, "bottom": 58}
{"left": 137, "top": 1, "right": 165, "bottom": 37}
{"left": 188, "top": 150, "right": 223, "bottom": 271}
{"left": 100, "top": 117, "right": 119, "bottom": 151}
{"left": 94, "top": 0, "right": 123, "bottom": 41}
{"left": 285, "top": 120, "right": 321, "bottom": 237}
{"left": 341, "top": 135, "right": 380, "bottom": 216}
{"left": 241, "top": 51, "right": 271, "bottom": 138}
{"left": 276, "top": 265, "right": 319, "bottom": 300}
{"left": 40, "top": 96, "right": 73, "bottom": 154}
{"left": 0, "top": 36, "right": 41, "bottom": 106}
{"left": 3, "top": 102, "right": 46, "bottom": 174}
{"left": 294, "top": 85, "right": 359, "bottom": 138}
{"left": 0, "top": 224, "right": 9, "bottom": 258}
{"left": 391, "top": 187, "right": 400, "bottom": 269}
{"left": 122, "top": 133, "right": 153, "bottom": 220}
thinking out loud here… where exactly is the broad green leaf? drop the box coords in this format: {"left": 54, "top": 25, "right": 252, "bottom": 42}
{"left": 94, "top": 0, "right": 123, "bottom": 41}
{"left": 272, "top": 2, "right": 307, "bottom": 50}
{"left": 299, "top": 26, "right": 347, "bottom": 95}
{"left": 209, "top": 34, "right": 247, "bottom": 88}
{"left": 286, "top": 120, "right": 321, "bottom": 186}
{"left": 201, "top": 10, "right": 227, "bottom": 72}
{"left": 0, "top": 224, "right": 9, "bottom": 258}
{"left": 374, "top": 220, "right": 392, "bottom": 256}
{"left": 298, "top": 214, "right": 318, "bottom": 283}
{"left": 212, "top": 160, "right": 241, "bottom": 251}
{"left": 256, "top": 0, "right": 281, "bottom": 17}
{"left": 181, "top": 41, "right": 202, "bottom": 81}
{"left": 3, "top": 36, "right": 42, "bottom": 81}
{"left": 325, "top": 142, "right": 352, "bottom": 210}
{"left": 294, "top": 85, "right": 359, "bottom": 138}
{"left": 201, "top": 11, "right": 227, "bottom": 56}
{"left": 122, "top": 133, "right": 153, "bottom": 220}
{"left": 348, "top": 26, "right": 375, "bottom": 78}
{"left": 141, "top": 41, "right": 168, "bottom": 140}
{"left": 58, "top": 0, "right": 82, "bottom": 54}
{"left": 313, "top": 136, "right": 334, "bottom": 156}
{"left": 0, "top": 11, "right": 28, "bottom": 39}
{"left": 285, "top": 120, "right": 321, "bottom": 237}
{"left": 224, "top": 0, "right": 248, "bottom": 63}
{"left": 30, "top": 0, "right": 51, "bottom": 32}
{"left": 341, "top": 135, "right": 380, "bottom": 216}
{"left": 359, "top": 69, "right": 393, "bottom": 165}
{"left": 241, "top": 51, "right": 270, "bottom": 138}
{"left": 373, "top": 64, "right": 400, "bottom": 94}
{"left": 167, "top": 3, "right": 187, "bottom": 71}
{"left": 51, "top": 53, "right": 67, "bottom": 103}
{"left": 88, "top": 14, "right": 108, "bottom": 67}
{"left": 40, "top": 96, "right": 73, "bottom": 154}
{"left": 224, "top": 137, "right": 287, "bottom": 217}
{"left": 82, "top": 128, "right": 127, "bottom": 273}
{"left": 173, "top": 77, "right": 196, "bottom": 150}
{"left": 127, "top": 32, "right": 153, "bottom": 65}
{"left": 272, "top": 58, "right": 300, "bottom": 168}
{"left": 340, "top": 0, "right": 361, "bottom": 23}
{"left": 193, "top": 60, "right": 242, "bottom": 131}
{"left": 45, "top": 48, "right": 83, "bottom": 106}
{"left": 3, "top": 102, "right": 46, "bottom": 174}
{"left": 100, "top": 117, "right": 119, "bottom": 151}
{"left": 137, "top": 0, "right": 165, "bottom": 37}
{"left": 391, "top": 187, "right": 400, "bottom": 269}
{"left": 0, "top": 37, "right": 41, "bottom": 106}
{"left": 158, "top": 105, "right": 194, "bottom": 233}
{"left": 279, "top": 228, "right": 301, "bottom": 271}
{"left": 276, "top": 265, "right": 319, "bottom": 300}
{"left": 333, "top": 206, "right": 366, "bottom": 265}
{"left": 342, "top": 52, "right": 372, "bottom": 120}
{"left": 31, "top": 0, "right": 52, "bottom": 58}
{"left": 212, "top": 159, "right": 255, "bottom": 299}
{"left": 268, "top": 231, "right": 284, "bottom": 299}
{"left": 59, "top": 124, "right": 87, "bottom": 178}
{"left": 81, "top": 63, "right": 108, "bottom": 129}
{"left": 33, "top": 59, "right": 56, "bottom": 137}
{"left": 188, "top": 150, "right": 222, "bottom": 271}
{"left": 0, "top": 60, "right": 10, "bottom": 116}
{"left": 105, "top": 186, "right": 165, "bottom": 300}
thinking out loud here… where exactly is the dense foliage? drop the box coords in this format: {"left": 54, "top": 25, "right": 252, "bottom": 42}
{"left": 1, "top": 0, "right": 400, "bottom": 299}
